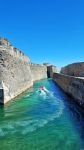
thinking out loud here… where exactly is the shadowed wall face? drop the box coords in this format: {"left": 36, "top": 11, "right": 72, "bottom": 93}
{"left": 47, "top": 66, "right": 57, "bottom": 78}
{"left": 43, "top": 64, "right": 57, "bottom": 78}
{"left": 0, "top": 89, "right": 4, "bottom": 104}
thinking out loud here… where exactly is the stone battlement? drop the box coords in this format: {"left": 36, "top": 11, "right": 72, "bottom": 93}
{"left": 0, "top": 38, "right": 30, "bottom": 63}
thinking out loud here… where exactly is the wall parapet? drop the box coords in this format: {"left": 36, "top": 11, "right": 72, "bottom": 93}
{"left": 0, "top": 38, "right": 30, "bottom": 63}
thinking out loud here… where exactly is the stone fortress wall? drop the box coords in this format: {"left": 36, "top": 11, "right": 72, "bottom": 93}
{"left": 53, "top": 62, "right": 84, "bottom": 108}
{"left": 0, "top": 38, "right": 30, "bottom": 63}
{"left": 43, "top": 63, "right": 57, "bottom": 78}
{"left": 30, "top": 64, "right": 47, "bottom": 82}
{"left": 1, "top": 38, "right": 84, "bottom": 108}
{"left": 61, "top": 62, "right": 84, "bottom": 77}
{"left": 0, "top": 50, "right": 33, "bottom": 104}
{"left": 0, "top": 38, "right": 56, "bottom": 104}
{"left": 53, "top": 73, "right": 84, "bottom": 107}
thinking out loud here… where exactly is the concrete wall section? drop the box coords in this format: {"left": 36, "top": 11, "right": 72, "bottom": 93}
{"left": 53, "top": 73, "right": 84, "bottom": 107}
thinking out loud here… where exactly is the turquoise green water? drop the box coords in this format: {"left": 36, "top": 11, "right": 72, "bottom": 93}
{"left": 0, "top": 79, "right": 84, "bottom": 150}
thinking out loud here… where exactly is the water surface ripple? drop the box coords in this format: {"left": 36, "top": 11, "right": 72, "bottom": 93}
{"left": 0, "top": 79, "right": 84, "bottom": 150}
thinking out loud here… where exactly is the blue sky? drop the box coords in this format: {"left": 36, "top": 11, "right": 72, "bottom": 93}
{"left": 0, "top": 0, "right": 84, "bottom": 69}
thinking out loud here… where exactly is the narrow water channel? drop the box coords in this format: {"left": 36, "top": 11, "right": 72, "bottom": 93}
{"left": 0, "top": 79, "right": 84, "bottom": 150}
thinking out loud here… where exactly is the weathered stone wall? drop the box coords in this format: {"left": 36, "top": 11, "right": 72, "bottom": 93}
{"left": 30, "top": 64, "right": 47, "bottom": 82}
{"left": 53, "top": 73, "right": 84, "bottom": 107}
{"left": 0, "top": 38, "right": 30, "bottom": 63}
{"left": 0, "top": 38, "right": 55, "bottom": 104}
{"left": 0, "top": 50, "right": 33, "bottom": 104}
{"left": 61, "top": 62, "right": 84, "bottom": 77}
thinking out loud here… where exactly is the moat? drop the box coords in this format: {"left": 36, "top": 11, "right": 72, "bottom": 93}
{"left": 0, "top": 79, "right": 84, "bottom": 150}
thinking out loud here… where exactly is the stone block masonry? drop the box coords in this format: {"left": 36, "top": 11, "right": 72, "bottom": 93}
{"left": 53, "top": 73, "right": 84, "bottom": 107}
{"left": 61, "top": 62, "right": 84, "bottom": 77}
{"left": 0, "top": 38, "right": 49, "bottom": 104}
{"left": 0, "top": 37, "right": 30, "bottom": 63}
{"left": 30, "top": 64, "right": 47, "bottom": 82}
{"left": 0, "top": 50, "right": 33, "bottom": 104}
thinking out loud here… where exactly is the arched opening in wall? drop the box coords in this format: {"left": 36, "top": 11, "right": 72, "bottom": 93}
{"left": 0, "top": 89, "right": 4, "bottom": 105}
